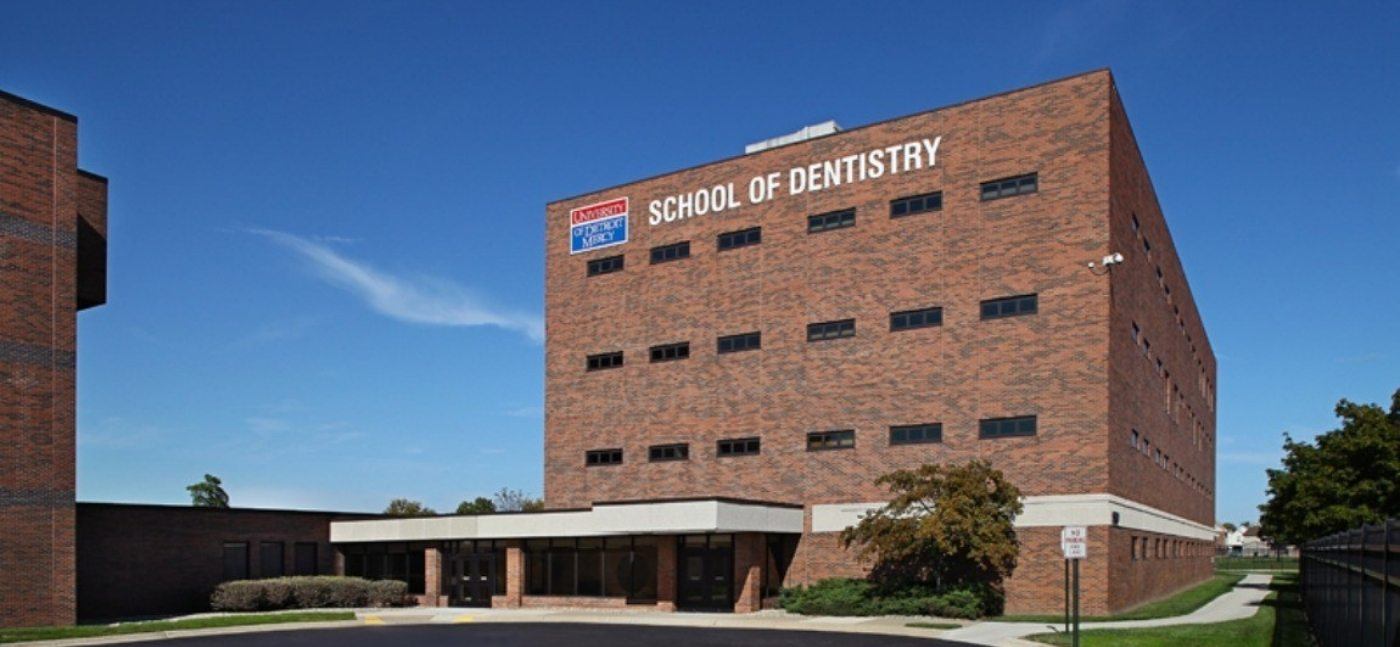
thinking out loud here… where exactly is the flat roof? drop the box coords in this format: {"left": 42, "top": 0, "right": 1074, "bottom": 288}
{"left": 330, "top": 497, "right": 804, "bottom": 543}
{"left": 547, "top": 68, "right": 1111, "bottom": 206}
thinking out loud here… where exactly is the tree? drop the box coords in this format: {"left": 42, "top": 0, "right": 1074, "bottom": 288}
{"left": 1221, "top": 522, "right": 1238, "bottom": 532}
{"left": 383, "top": 498, "right": 437, "bottom": 517}
{"left": 187, "top": 474, "right": 230, "bottom": 508}
{"left": 1259, "top": 388, "right": 1400, "bottom": 546}
{"left": 456, "top": 497, "right": 497, "bottom": 515}
{"left": 841, "top": 460, "right": 1023, "bottom": 597}
{"left": 492, "top": 487, "right": 544, "bottom": 512}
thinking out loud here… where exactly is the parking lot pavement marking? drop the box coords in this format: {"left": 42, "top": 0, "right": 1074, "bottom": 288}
{"left": 363, "top": 615, "right": 385, "bottom": 625}
{"left": 453, "top": 615, "right": 475, "bottom": 623}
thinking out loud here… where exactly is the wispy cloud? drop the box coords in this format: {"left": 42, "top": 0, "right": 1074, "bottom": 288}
{"left": 1220, "top": 451, "right": 1282, "bottom": 467}
{"left": 503, "top": 405, "right": 543, "bottom": 418}
{"left": 250, "top": 228, "right": 543, "bottom": 342}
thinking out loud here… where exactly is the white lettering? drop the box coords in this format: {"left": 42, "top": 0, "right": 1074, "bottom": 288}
{"left": 649, "top": 200, "right": 663, "bottom": 226}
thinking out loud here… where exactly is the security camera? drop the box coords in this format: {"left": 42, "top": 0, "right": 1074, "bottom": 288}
{"left": 1102, "top": 253, "right": 1124, "bottom": 266}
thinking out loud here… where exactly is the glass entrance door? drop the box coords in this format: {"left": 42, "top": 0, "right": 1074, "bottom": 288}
{"left": 450, "top": 552, "right": 496, "bottom": 607}
{"left": 676, "top": 534, "right": 732, "bottom": 611}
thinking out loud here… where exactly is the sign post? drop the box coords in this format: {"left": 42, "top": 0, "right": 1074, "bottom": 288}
{"left": 1061, "top": 526, "right": 1087, "bottom": 647}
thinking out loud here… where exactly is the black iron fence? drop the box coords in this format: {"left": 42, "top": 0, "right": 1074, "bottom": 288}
{"left": 1301, "top": 520, "right": 1399, "bottom": 647}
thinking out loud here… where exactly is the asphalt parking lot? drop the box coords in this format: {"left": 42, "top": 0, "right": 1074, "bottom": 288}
{"left": 157, "top": 623, "right": 966, "bottom": 646}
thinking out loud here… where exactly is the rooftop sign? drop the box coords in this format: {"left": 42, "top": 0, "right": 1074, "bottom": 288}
{"left": 647, "top": 136, "right": 941, "bottom": 226}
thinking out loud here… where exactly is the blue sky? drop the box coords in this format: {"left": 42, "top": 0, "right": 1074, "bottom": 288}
{"left": 2, "top": 1, "right": 1396, "bottom": 523}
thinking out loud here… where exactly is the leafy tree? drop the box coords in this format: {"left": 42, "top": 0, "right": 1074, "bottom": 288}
{"left": 1259, "top": 388, "right": 1400, "bottom": 546}
{"left": 492, "top": 487, "right": 544, "bottom": 512}
{"left": 1221, "top": 522, "right": 1238, "bottom": 532}
{"left": 187, "top": 474, "right": 230, "bottom": 508}
{"left": 841, "top": 460, "right": 1022, "bottom": 595}
{"left": 383, "top": 498, "right": 437, "bottom": 517}
{"left": 456, "top": 497, "right": 497, "bottom": 515}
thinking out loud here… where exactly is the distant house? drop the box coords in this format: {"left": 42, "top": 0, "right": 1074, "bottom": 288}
{"left": 1223, "top": 525, "right": 1295, "bottom": 557}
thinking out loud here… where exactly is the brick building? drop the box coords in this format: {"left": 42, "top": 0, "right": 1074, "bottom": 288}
{"left": 332, "top": 69, "right": 1218, "bottom": 615}
{"left": 0, "top": 90, "right": 108, "bottom": 628}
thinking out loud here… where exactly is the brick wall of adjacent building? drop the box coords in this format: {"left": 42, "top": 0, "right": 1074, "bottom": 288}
{"left": 0, "top": 90, "right": 106, "bottom": 628}
{"left": 542, "top": 69, "right": 1216, "bottom": 615}
{"left": 75, "top": 503, "right": 377, "bottom": 621}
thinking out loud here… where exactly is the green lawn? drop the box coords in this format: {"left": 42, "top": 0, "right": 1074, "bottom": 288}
{"left": 1216, "top": 557, "right": 1299, "bottom": 572}
{"left": 1025, "top": 574, "right": 1310, "bottom": 647}
{"left": 0, "top": 611, "right": 357, "bottom": 644}
{"left": 998, "top": 573, "right": 1245, "bottom": 623}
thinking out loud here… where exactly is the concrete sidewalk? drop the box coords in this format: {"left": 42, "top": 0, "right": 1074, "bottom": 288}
{"left": 352, "top": 606, "right": 967, "bottom": 639}
{"left": 939, "top": 573, "right": 1275, "bottom": 646}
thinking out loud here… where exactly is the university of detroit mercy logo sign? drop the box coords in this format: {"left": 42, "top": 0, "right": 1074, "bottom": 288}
{"left": 570, "top": 197, "right": 629, "bottom": 254}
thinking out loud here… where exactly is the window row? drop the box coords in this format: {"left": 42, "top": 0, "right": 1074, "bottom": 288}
{"left": 1128, "top": 429, "right": 1210, "bottom": 499}
{"left": 221, "top": 541, "right": 321, "bottom": 583}
{"left": 584, "top": 295, "right": 1037, "bottom": 371}
{"left": 525, "top": 536, "right": 659, "bottom": 601}
{"left": 582, "top": 417, "right": 1037, "bottom": 466}
{"left": 1129, "top": 212, "right": 1213, "bottom": 413}
{"left": 1130, "top": 536, "right": 1211, "bottom": 561}
{"left": 584, "top": 173, "right": 1039, "bottom": 278}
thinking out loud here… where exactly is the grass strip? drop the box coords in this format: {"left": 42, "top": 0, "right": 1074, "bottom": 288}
{"left": 998, "top": 573, "right": 1245, "bottom": 623}
{"left": 0, "top": 611, "right": 356, "bottom": 644}
{"left": 1025, "top": 574, "right": 1309, "bottom": 647}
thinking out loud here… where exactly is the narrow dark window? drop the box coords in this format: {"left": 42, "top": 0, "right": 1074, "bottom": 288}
{"left": 648, "top": 443, "right": 689, "bottom": 462}
{"left": 890, "top": 191, "right": 942, "bottom": 218}
{"left": 890, "top": 306, "right": 942, "bottom": 331}
{"left": 586, "top": 351, "right": 624, "bottom": 371}
{"left": 807, "top": 208, "right": 856, "bottom": 233}
{"left": 585, "top": 448, "right": 623, "bottom": 466}
{"left": 260, "top": 541, "right": 285, "bottom": 578}
{"left": 717, "top": 437, "right": 761, "bottom": 457}
{"left": 807, "top": 319, "right": 855, "bottom": 341}
{"left": 1131, "top": 213, "right": 1140, "bottom": 233}
{"left": 650, "top": 241, "right": 690, "bottom": 264}
{"left": 222, "top": 542, "right": 249, "bottom": 581}
{"left": 1143, "top": 237, "right": 1152, "bottom": 253}
{"left": 890, "top": 423, "right": 942, "bottom": 445}
{"left": 807, "top": 430, "right": 855, "bottom": 451}
{"left": 717, "top": 227, "right": 762, "bottom": 251}
{"left": 649, "top": 342, "right": 690, "bottom": 363}
{"left": 586, "top": 255, "right": 624, "bottom": 277}
{"left": 1130, "top": 429, "right": 1140, "bottom": 450}
{"left": 979, "top": 415, "right": 1037, "bottom": 439}
{"left": 980, "top": 173, "right": 1038, "bottom": 200}
{"left": 980, "top": 294, "right": 1038, "bottom": 320}
{"left": 717, "top": 331, "right": 761, "bottom": 354}
{"left": 294, "top": 542, "right": 318, "bottom": 576}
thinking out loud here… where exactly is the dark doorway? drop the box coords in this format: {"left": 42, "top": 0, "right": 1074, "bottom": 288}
{"left": 450, "top": 552, "right": 497, "bottom": 607}
{"left": 676, "top": 534, "right": 732, "bottom": 611}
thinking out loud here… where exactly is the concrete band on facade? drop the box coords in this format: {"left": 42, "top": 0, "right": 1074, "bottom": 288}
{"left": 331, "top": 499, "right": 805, "bottom": 543}
{"left": 812, "top": 494, "right": 1218, "bottom": 540}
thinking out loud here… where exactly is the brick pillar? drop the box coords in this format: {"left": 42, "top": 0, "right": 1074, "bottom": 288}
{"left": 732, "top": 533, "right": 764, "bottom": 613}
{"left": 424, "top": 547, "right": 442, "bottom": 607}
{"left": 656, "top": 536, "right": 677, "bottom": 611}
{"left": 333, "top": 547, "right": 346, "bottom": 575}
{"left": 494, "top": 540, "right": 524, "bottom": 608}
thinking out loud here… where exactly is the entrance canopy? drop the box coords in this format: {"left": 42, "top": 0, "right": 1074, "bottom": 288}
{"left": 330, "top": 497, "right": 803, "bottom": 543}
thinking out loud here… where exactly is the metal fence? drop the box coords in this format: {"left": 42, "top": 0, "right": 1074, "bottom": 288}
{"left": 1301, "top": 519, "right": 1399, "bottom": 647}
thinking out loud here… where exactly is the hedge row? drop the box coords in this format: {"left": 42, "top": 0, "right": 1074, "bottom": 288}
{"left": 211, "top": 576, "right": 408, "bottom": 612}
{"left": 779, "top": 578, "right": 996, "bottom": 619}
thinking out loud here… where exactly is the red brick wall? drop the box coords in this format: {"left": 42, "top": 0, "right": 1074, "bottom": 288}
{"left": 539, "top": 70, "right": 1214, "bottom": 615}
{"left": 75, "top": 503, "right": 374, "bottom": 621}
{"left": 1106, "top": 84, "right": 1217, "bottom": 528}
{"left": 544, "top": 71, "right": 1113, "bottom": 510}
{"left": 0, "top": 91, "right": 86, "bottom": 628}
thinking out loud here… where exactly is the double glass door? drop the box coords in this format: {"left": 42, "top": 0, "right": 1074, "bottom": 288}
{"left": 450, "top": 552, "right": 496, "bottom": 607}
{"left": 676, "top": 535, "right": 732, "bottom": 611}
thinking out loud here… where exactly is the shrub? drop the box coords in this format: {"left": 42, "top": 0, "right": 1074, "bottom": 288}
{"left": 210, "top": 576, "right": 408, "bottom": 612}
{"left": 780, "top": 578, "right": 997, "bottom": 619}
